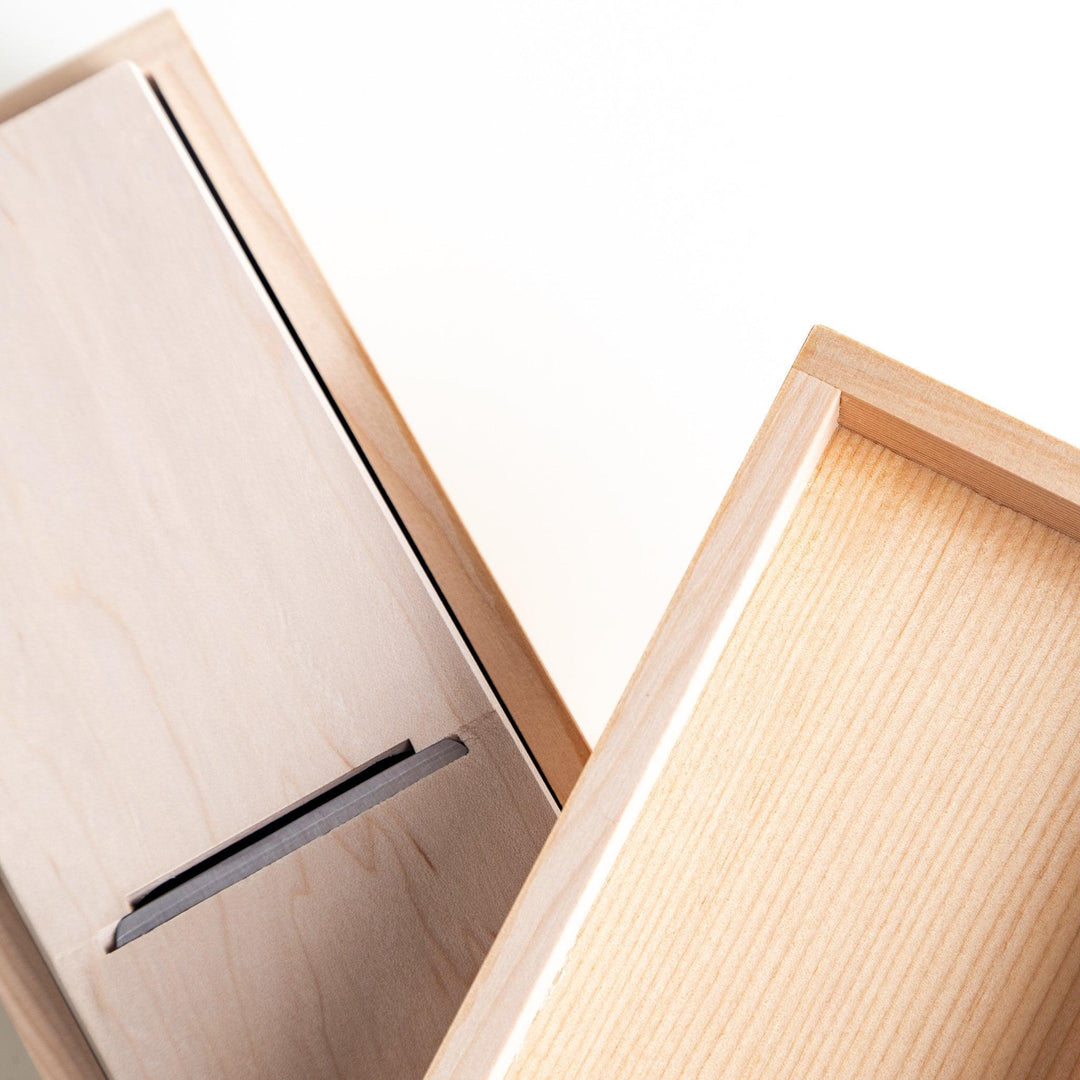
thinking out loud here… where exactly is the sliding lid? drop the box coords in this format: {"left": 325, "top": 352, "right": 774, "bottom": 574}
{"left": 0, "top": 60, "right": 554, "bottom": 1079}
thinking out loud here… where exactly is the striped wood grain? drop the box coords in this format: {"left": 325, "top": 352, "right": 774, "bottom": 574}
{"left": 509, "top": 426, "right": 1080, "bottom": 1079}
{"left": 428, "top": 371, "right": 841, "bottom": 1079}
{"left": 798, "top": 326, "right": 1080, "bottom": 542}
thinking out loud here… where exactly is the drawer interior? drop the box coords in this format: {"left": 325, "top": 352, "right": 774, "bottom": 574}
{"left": 0, "top": 60, "right": 555, "bottom": 1079}
{"left": 509, "top": 424, "right": 1080, "bottom": 1079}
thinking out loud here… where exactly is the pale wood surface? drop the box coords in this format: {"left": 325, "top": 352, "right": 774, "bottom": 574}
{"left": 437, "top": 330, "right": 1080, "bottom": 1080}
{"left": 0, "top": 63, "right": 554, "bottom": 1078}
{"left": 0, "top": 885, "right": 104, "bottom": 1080}
{"left": 0, "top": 17, "right": 583, "bottom": 1075}
{"left": 798, "top": 325, "right": 1080, "bottom": 542}
{"left": 0, "top": 11, "right": 588, "bottom": 805}
{"left": 88, "top": 711, "right": 550, "bottom": 1080}
{"left": 509, "top": 426, "right": 1080, "bottom": 1078}
{"left": 429, "top": 371, "right": 840, "bottom": 1079}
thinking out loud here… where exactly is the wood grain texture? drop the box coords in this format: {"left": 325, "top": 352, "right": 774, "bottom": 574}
{"left": 0, "top": 11, "right": 588, "bottom": 805}
{"left": 0, "top": 63, "right": 554, "bottom": 1079}
{"left": 87, "top": 711, "right": 550, "bottom": 1080}
{"left": 509, "top": 426, "right": 1080, "bottom": 1079}
{"left": 0, "top": 885, "right": 104, "bottom": 1080}
{"left": 0, "top": 18, "right": 581, "bottom": 1076}
{"left": 429, "top": 371, "right": 840, "bottom": 1080}
{"left": 798, "top": 325, "right": 1080, "bottom": 542}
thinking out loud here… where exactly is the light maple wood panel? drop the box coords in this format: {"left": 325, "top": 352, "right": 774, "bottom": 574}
{"left": 508, "top": 427, "right": 1080, "bottom": 1079}
{"left": 0, "top": 62, "right": 554, "bottom": 1078}
{"left": 0, "top": 10, "right": 588, "bottom": 805}
{"left": 91, "top": 712, "right": 550, "bottom": 1080}
{"left": 0, "top": 17, "right": 583, "bottom": 1075}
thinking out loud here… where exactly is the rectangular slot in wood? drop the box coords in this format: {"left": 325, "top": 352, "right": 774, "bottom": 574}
{"left": 106, "top": 712, "right": 551, "bottom": 1080}
{"left": 113, "top": 737, "right": 466, "bottom": 949}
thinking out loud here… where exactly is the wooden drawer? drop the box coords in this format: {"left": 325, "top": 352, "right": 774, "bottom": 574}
{"left": 440, "top": 330, "right": 1080, "bottom": 1078}
{"left": 0, "top": 18, "right": 586, "bottom": 1080}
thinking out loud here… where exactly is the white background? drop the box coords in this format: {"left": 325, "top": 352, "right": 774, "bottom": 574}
{"left": 3, "top": 1, "right": 1079, "bottom": 747}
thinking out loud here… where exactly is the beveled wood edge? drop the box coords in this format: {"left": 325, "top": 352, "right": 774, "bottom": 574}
{"left": 797, "top": 325, "right": 1080, "bottom": 541}
{"left": 428, "top": 370, "right": 841, "bottom": 1080}
{"left": 0, "top": 10, "right": 587, "bottom": 802}
{"left": 0, "top": 13, "right": 586, "bottom": 1077}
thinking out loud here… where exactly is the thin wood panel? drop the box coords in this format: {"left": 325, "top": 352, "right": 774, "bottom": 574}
{"left": 797, "top": 325, "right": 1080, "bottom": 542}
{"left": 0, "top": 17, "right": 583, "bottom": 1074}
{"left": 509, "top": 427, "right": 1080, "bottom": 1079}
{"left": 0, "top": 10, "right": 588, "bottom": 804}
{"left": 87, "top": 712, "right": 549, "bottom": 1080}
{"left": 0, "top": 63, "right": 554, "bottom": 1078}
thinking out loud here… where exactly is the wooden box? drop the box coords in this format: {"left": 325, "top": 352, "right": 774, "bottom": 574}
{"left": 0, "top": 15, "right": 586, "bottom": 1080}
{"left": 11, "top": 15, "right": 1080, "bottom": 1080}
{"left": 437, "top": 328, "right": 1080, "bottom": 1079}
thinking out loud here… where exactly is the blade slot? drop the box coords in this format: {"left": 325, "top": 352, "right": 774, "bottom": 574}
{"left": 112, "top": 737, "right": 467, "bottom": 949}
